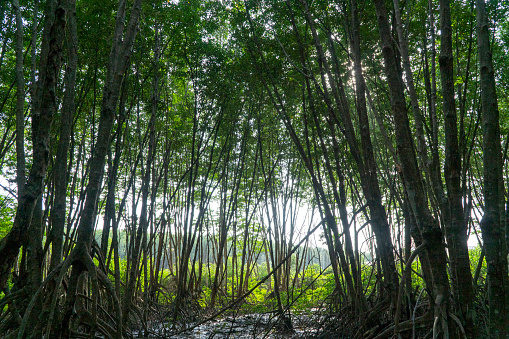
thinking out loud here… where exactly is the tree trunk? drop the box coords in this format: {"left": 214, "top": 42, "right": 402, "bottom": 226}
{"left": 49, "top": 0, "right": 77, "bottom": 270}
{"left": 350, "top": 0, "right": 399, "bottom": 306}
{"left": 13, "top": 0, "right": 25, "bottom": 199}
{"left": 123, "top": 27, "right": 158, "bottom": 320}
{"left": 372, "top": 0, "right": 454, "bottom": 335}
{"left": 58, "top": 0, "right": 142, "bottom": 335}
{"left": 0, "top": 0, "right": 67, "bottom": 290}
{"left": 476, "top": 0, "right": 508, "bottom": 336}
{"left": 73, "top": 0, "right": 142, "bottom": 249}
{"left": 438, "top": 0, "right": 475, "bottom": 334}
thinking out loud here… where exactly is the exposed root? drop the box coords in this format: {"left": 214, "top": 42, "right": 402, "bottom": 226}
{"left": 371, "top": 312, "right": 433, "bottom": 339}
{"left": 9, "top": 247, "right": 123, "bottom": 338}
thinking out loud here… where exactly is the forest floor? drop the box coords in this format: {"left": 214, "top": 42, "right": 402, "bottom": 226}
{"left": 132, "top": 311, "right": 331, "bottom": 338}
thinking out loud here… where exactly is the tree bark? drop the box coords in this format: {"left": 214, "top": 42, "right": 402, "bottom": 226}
{"left": 0, "top": 0, "right": 67, "bottom": 290}
{"left": 13, "top": 0, "right": 25, "bottom": 199}
{"left": 59, "top": 0, "right": 142, "bottom": 335}
{"left": 372, "top": 0, "right": 454, "bottom": 335}
{"left": 351, "top": 0, "right": 399, "bottom": 306}
{"left": 49, "top": 0, "right": 77, "bottom": 270}
{"left": 73, "top": 0, "right": 142, "bottom": 249}
{"left": 476, "top": 0, "right": 508, "bottom": 336}
{"left": 438, "top": 0, "right": 474, "bottom": 334}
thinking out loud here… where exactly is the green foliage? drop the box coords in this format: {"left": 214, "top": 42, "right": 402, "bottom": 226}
{"left": 0, "top": 195, "right": 14, "bottom": 239}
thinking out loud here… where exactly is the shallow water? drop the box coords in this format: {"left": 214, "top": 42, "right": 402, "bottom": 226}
{"left": 135, "top": 313, "right": 319, "bottom": 338}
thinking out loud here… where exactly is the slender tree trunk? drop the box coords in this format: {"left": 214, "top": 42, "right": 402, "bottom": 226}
{"left": 350, "top": 0, "right": 399, "bottom": 307}
{"left": 438, "top": 0, "right": 475, "bottom": 334}
{"left": 123, "top": 27, "right": 158, "bottom": 320}
{"left": 49, "top": 0, "right": 77, "bottom": 270}
{"left": 476, "top": 0, "right": 508, "bottom": 336}
{"left": 59, "top": 1, "right": 142, "bottom": 336}
{"left": 210, "top": 176, "right": 229, "bottom": 308}
{"left": 427, "top": 0, "right": 445, "bottom": 211}
{"left": 0, "top": 0, "right": 67, "bottom": 290}
{"left": 261, "top": 148, "right": 293, "bottom": 330}
{"left": 238, "top": 145, "right": 259, "bottom": 298}
{"left": 373, "top": 0, "right": 454, "bottom": 335}
{"left": 13, "top": 0, "right": 25, "bottom": 199}
{"left": 392, "top": 0, "right": 430, "bottom": 174}
{"left": 73, "top": 0, "right": 141, "bottom": 249}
